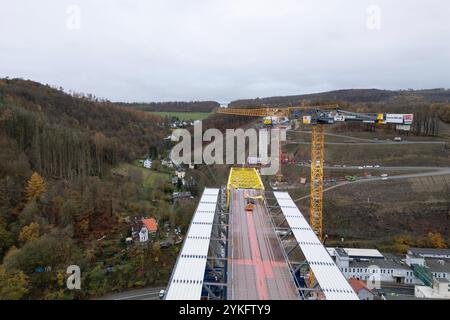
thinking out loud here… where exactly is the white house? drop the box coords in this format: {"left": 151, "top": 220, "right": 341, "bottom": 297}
{"left": 143, "top": 159, "right": 152, "bottom": 169}
{"left": 162, "top": 158, "right": 173, "bottom": 168}
{"left": 139, "top": 226, "right": 149, "bottom": 242}
{"left": 175, "top": 168, "right": 186, "bottom": 179}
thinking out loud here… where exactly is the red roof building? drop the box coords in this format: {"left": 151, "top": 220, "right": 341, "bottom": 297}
{"left": 142, "top": 218, "right": 158, "bottom": 233}
{"left": 348, "top": 278, "right": 374, "bottom": 300}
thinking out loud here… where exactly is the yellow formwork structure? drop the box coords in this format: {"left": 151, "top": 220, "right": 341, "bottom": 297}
{"left": 226, "top": 167, "right": 265, "bottom": 207}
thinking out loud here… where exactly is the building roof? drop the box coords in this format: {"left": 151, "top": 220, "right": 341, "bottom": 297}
{"left": 142, "top": 218, "right": 158, "bottom": 233}
{"left": 274, "top": 192, "right": 358, "bottom": 300}
{"left": 415, "top": 285, "right": 450, "bottom": 299}
{"left": 425, "top": 258, "right": 450, "bottom": 273}
{"left": 335, "top": 247, "right": 349, "bottom": 258}
{"left": 328, "top": 247, "right": 384, "bottom": 259}
{"left": 165, "top": 188, "right": 220, "bottom": 300}
{"left": 348, "top": 278, "right": 373, "bottom": 294}
{"left": 349, "top": 257, "right": 410, "bottom": 270}
{"left": 408, "top": 248, "right": 450, "bottom": 258}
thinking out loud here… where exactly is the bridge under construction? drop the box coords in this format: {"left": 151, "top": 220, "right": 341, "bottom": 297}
{"left": 165, "top": 168, "right": 358, "bottom": 300}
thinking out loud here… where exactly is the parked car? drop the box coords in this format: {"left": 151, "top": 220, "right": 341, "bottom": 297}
{"left": 160, "top": 242, "right": 172, "bottom": 249}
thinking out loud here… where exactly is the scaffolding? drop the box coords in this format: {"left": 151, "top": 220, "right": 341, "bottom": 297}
{"left": 226, "top": 168, "right": 265, "bottom": 207}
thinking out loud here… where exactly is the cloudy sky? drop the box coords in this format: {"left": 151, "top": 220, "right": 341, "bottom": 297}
{"left": 1, "top": 0, "right": 449, "bottom": 102}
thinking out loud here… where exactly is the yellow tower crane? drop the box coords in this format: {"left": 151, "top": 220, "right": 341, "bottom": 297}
{"left": 217, "top": 105, "right": 409, "bottom": 241}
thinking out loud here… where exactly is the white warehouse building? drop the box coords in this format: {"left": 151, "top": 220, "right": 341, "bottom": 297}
{"left": 331, "top": 248, "right": 418, "bottom": 285}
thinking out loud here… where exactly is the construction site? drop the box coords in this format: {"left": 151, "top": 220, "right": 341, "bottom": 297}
{"left": 163, "top": 106, "right": 450, "bottom": 300}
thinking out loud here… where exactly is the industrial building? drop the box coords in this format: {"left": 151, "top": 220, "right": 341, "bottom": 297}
{"left": 415, "top": 278, "right": 450, "bottom": 299}
{"left": 331, "top": 248, "right": 416, "bottom": 285}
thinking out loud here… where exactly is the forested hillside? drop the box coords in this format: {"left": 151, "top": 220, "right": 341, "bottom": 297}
{"left": 229, "top": 88, "right": 450, "bottom": 108}
{"left": 119, "top": 101, "right": 219, "bottom": 112}
{"left": 0, "top": 79, "right": 178, "bottom": 299}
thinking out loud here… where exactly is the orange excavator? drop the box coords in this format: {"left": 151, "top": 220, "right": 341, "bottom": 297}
{"left": 245, "top": 198, "right": 255, "bottom": 213}
{"left": 244, "top": 193, "right": 264, "bottom": 213}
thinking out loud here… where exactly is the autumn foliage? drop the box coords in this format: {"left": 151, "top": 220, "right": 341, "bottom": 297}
{"left": 25, "top": 172, "right": 46, "bottom": 201}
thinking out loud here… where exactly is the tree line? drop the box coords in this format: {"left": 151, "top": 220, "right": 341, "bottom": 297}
{"left": 119, "top": 101, "right": 220, "bottom": 112}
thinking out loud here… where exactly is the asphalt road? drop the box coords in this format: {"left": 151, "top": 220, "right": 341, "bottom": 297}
{"left": 294, "top": 167, "right": 450, "bottom": 202}
{"left": 298, "top": 164, "right": 449, "bottom": 171}
{"left": 95, "top": 286, "right": 165, "bottom": 300}
{"left": 379, "top": 283, "right": 415, "bottom": 296}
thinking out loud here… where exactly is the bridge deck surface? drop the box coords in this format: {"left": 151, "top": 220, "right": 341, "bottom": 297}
{"left": 228, "top": 189, "right": 300, "bottom": 300}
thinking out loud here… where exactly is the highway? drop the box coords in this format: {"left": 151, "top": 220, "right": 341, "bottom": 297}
{"left": 298, "top": 164, "right": 450, "bottom": 171}
{"left": 228, "top": 189, "right": 300, "bottom": 300}
{"left": 95, "top": 286, "right": 165, "bottom": 300}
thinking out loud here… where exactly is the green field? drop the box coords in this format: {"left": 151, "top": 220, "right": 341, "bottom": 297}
{"left": 143, "top": 171, "right": 170, "bottom": 188}
{"left": 149, "top": 111, "right": 211, "bottom": 121}
{"left": 111, "top": 163, "right": 171, "bottom": 188}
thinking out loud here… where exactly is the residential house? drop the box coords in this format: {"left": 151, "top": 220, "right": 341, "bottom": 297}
{"left": 142, "top": 218, "right": 158, "bottom": 234}
{"left": 139, "top": 227, "right": 148, "bottom": 243}
{"left": 348, "top": 278, "right": 374, "bottom": 300}
{"left": 143, "top": 158, "right": 152, "bottom": 169}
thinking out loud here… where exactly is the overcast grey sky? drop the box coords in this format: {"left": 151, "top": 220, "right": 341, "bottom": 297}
{"left": 1, "top": 0, "right": 449, "bottom": 102}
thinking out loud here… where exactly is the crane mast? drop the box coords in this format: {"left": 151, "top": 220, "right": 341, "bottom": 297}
{"left": 310, "top": 124, "right": 324, "bottom": 240}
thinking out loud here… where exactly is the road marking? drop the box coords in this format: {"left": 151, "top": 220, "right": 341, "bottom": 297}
{"left": 246, "top": 211, "right": 268, "bottom": 300}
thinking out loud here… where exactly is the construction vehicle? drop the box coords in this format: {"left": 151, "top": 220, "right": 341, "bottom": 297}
{"left": 243, "top": 193, "right": 264, "bottom": 213}
{"left": 245, "top": 198, "right": 255, "bottom": 213}
{"left": 217, "top": 105, "right": 413, "bottom": 241}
